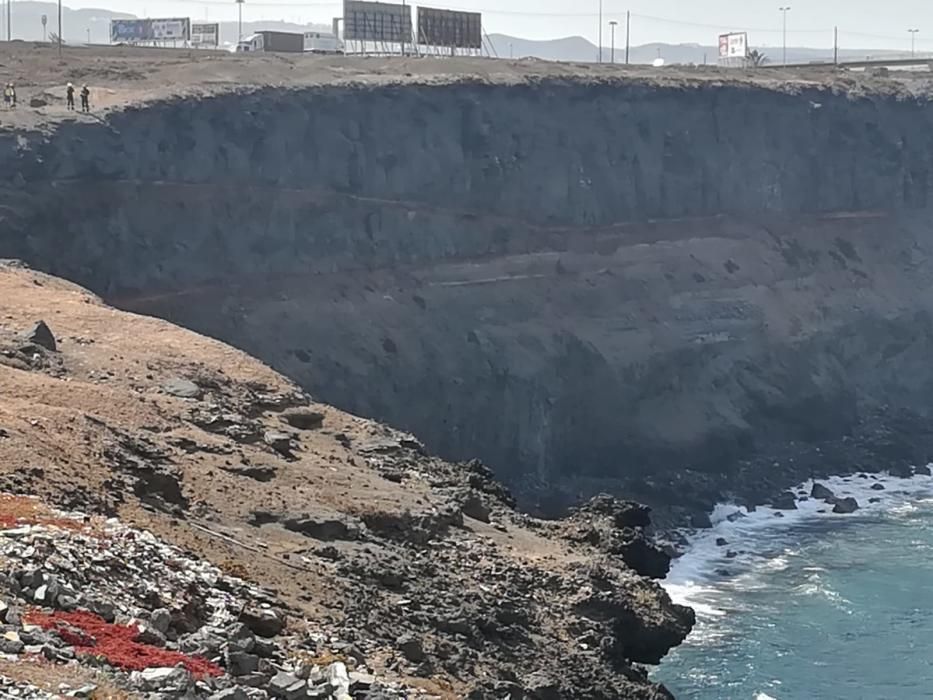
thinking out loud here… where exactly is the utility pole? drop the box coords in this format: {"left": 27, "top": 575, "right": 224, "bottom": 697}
{"left": 597, "top": 0, "right": 602, "bottom": 62}
{"left": 7, "top": 0, "right": 11, "bottom": 42}
{"left": 624, "top": 10, "right": 630, "bottom": 64}
{"left": 236, "top": 0, "right": 244, "bottom": 41}
{"left": 909, "top": 28, "right": 919, "bottom": 57}
{"left": 400, "top": 0, "right": 406, "bottom": 56}
{"left": 57, "top": 0, "right": 61, "bottom": 55}
{"left": 609, "top": 20, "right": 617, "bottom": 64}
{"left": 86, "top": 27, "right": 89, "bottom": 43}
{"left": 833, "top": 25, "right": 838, "bottom": 65}
{"left": 779, "top": 6, "right": 791, "bottom": 66}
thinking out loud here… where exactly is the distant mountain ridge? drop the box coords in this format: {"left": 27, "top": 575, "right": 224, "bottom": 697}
{"left": 486, "top": 32, "right": 908, "bottom": 65}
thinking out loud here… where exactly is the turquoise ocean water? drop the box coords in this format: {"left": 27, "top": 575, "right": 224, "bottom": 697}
{"left": 656, "top": 472, "right": 933, "bottom": 700}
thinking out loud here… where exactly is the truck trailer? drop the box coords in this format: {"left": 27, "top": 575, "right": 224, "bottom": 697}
{"left": 236, "top": 30, "right": 304, "bottom": 53}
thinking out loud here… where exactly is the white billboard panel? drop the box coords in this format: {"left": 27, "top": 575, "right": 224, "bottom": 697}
{"left": 151, "top": 18, "right": 190, "bottom": 41}
{"left": 343, "top": 0, "right": 411, "bottom": 43}
{"left": 191, "top": 22, "right": 219, "bottom": 46}
{"left": 718, "top": 32, "right": 748, "bottom": 58}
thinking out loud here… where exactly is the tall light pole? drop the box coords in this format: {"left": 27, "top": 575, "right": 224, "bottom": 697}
{"left": 236, "top": 0, "right": 244, "bottom": 41}
{"left": 779, "top": 6, "right": 790, "bottom": 66}
{"left": 909, "top": 28, "right": 919, "bottom": 57}
{"left": 57, "top": 0, "right": 61, "bottom": 56}
{"left": 597, "top": 0, "right": 602, "bottom": 63}
{"left": 609, "top": 20, "right": 617, "bottom": 64}
{"left": 624, "top": 10, "right": 630, "bottom": 64}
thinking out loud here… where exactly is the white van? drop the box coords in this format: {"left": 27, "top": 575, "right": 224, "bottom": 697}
{"left": 303, "top": 32, "right": 344, "bottom": 54}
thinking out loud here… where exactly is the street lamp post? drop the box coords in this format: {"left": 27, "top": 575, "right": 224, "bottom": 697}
{"left": 779, "top": 6, "right": 791, "bottom": 66}
{"left": 609, "top": 20, "right": 617, "bottom": 64}
{"left": 909, "top": 28, "right": 919, "bottom": 57}
{"left": 236, "top": 0, "right": 244, "bottom": 41}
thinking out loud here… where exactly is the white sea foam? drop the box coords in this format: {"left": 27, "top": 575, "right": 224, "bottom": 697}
{"left": 663, "top": 467, "right": 933, "bottom": 617}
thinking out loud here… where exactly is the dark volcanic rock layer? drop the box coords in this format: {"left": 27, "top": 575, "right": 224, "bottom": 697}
{"left": 4, "top": 78, "right": 933, "bottom": 519}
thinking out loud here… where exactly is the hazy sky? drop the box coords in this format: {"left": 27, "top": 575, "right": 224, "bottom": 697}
{"left": 76, "top": 0, "right": 933, "bottom": 50}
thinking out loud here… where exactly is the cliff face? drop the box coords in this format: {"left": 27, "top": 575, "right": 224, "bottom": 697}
{"left": 4, "top": 78, "right": 933, "bottom": 517}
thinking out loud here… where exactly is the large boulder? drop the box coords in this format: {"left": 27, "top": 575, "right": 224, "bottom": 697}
{"left": 810, "top": 483, "right": 836, "bottom": 501}
{"left": 770, "top": 491, "right": 798, "bottom": 510}
{"left": 239, "top": 607, "right": 285, "bottom": 638}
{"left": 832, "top": 497, "right": 860, "bottom": 514}
{"left": 24, "top": 320, "right": 56, "bottom": 352}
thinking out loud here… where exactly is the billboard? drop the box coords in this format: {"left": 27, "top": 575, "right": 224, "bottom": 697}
{"left": 110, "top": 19, "right": 151, "bottom": 43}
{"left": 343, "top": 0, "right": 411, "bottom": 42}
{"left": 718, "top": 32, "right": 748, "bottom": 58}
{"left": 417, "top": 7, "right": 481, "bottom": 49}
{"left": 191, "top": 22, "right": 220, "bottom": 46}
{"left": 110, "top": 17, "right": 190, "bottom": 43}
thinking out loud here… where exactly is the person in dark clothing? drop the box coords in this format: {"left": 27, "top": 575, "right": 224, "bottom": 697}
{"left": 80, "top": 84, "right": 89, "bottom": 112}
{"left": 65, "top": 82, "right": 75, "bottom": 110}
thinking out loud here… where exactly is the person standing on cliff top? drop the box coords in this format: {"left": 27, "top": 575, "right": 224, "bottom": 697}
{"left": 3, "top": 84, "right": 11, "bottom": 109}
{"left": 7, "top": 84, "right": 15, "bottom": 109}
{"left": 65, "top": 82, "right": 75, "bottom": 110}
{"left": 80, "top": 84, "right": 89, "bottom": 112}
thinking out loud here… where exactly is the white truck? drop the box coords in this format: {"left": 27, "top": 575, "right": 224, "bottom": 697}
{"left": 303, "top": 31, "right": 344, "bottom": 54}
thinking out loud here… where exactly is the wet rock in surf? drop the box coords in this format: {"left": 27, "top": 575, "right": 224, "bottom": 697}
{"left": 832, "top": 497, "right": 860, "bottom": 514}
{"left": 715, "top": 537, "right": 728, "bottom": 547}
{"left": 915, "top": 465, "right": 932, "bottom": 476}
{"left": 770, "top": 492, "right": 798, "bottom": 510}
{"left": 811, "top": 483, "right": 836, "bottom": 501}
{"left": 870, "top": 483, "right": 885, "bottom": 491}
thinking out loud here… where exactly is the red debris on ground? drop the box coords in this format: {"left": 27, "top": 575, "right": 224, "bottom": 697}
{"left": 0, "top": 494, "right": 89, "bottom": 532}
{"left": 24, "top": 610, "right": 222, "bottom": 677}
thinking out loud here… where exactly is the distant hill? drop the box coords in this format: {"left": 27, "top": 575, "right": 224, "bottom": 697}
{"left": 485, "top": 33, "right": 909, "bottom": 65}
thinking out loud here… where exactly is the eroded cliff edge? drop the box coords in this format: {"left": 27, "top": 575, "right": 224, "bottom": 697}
{"left": 4, "top": 69, "right": 933, "bottom": 521}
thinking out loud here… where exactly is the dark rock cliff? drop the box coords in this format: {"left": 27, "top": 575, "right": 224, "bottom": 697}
{"left": 4, "top": 78, "right": 933, "bottom": 520}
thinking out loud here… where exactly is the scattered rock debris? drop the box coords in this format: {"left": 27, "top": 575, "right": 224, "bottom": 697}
{"left": 0, "top": 494, "right": 421, "bottom": 699}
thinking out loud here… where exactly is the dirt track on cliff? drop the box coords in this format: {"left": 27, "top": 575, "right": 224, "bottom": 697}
{"left": 0, "top": 41, "right": 930, "bottom": 131}
{"left": 0, "top": 260, "right": 693, "bottom": 698}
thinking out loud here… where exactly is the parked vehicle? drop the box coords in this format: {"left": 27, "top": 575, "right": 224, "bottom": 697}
{"left": 303, "top": 31, "right": 344, "bottom": 54}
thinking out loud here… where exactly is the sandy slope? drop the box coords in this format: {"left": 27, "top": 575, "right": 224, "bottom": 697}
{"left": 0, "top": 260, "right": 692, "bottom": 698}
